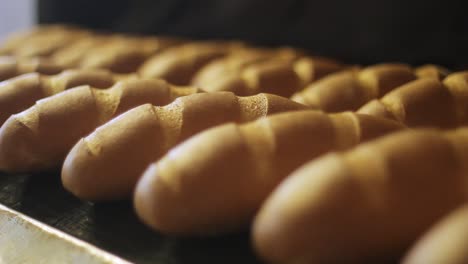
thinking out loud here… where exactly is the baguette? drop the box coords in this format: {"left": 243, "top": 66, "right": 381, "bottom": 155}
{"left": 192, "top": 52, "right": 343, "bottom": 97}
{"left": 415, "top": 64, "right": 450, "bottom": 80}
{"left": 0, "top": 69, "right": 132, "bottom": 125}
{"left": 0, "top": 79, "right": 198, "bottom": 172}
{"left": 0, "top": 56, "right": 64, "bottom": 81}
{"left": 357, "top": 72, "right": 467, "bottom": 128}
{"left": 191, "top": 48, "right": 297, "bottom": 93}
{"left": 402, "top": 204, "right": 468, "bottom": 264}
{"left": 253, "top": 128, "right": 468, "bottom": 264}
{"left": 48, "top": 37, "right": 108, "bottom": 68}
{"left": 78, "top": 36, "right": 180, "bottom": 73}
{"left": 138, "top": 42, "right": 241, "bottom": 85}
{"left": 133, "top": 111, "right": 404, "bottom": 234}
{"left": 0, "top": 25, "right": 90, "bottom": 58}
{"left": 62, "top": 92, "right": 309, "bottom": 200}
{"left": 291, "top": 63, "right": 416, "bottom": 111}
{"left": 1, "top": 25, "right": 63, "bottom": 55}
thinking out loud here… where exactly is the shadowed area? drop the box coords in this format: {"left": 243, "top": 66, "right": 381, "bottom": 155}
{"left": 0, "top": 171, "right": 260, "bottom": 264}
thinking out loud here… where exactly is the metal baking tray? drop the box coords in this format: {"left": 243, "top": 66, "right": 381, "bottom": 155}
{"left": 0, "top": 172, "right": 261, "bottom": 263}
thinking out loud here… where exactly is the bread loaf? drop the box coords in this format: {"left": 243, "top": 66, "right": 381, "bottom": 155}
{"left": 357, "top": 72, "right": 468, "bottom": 128}
{"left": 0, "top": 56, "right": 64, "bottom": 81}
{"left": 50, "top": 35, "right": 179, "bottom": 70}
{"left": 0, "top": 69, "right": 132, "bottom": 125}
{"left": 192, "top": 50, "right": 343, "bottom": 97}
{"left": 253, "top": 128, "right": 468, "bottom": 264}
{"left": 402, "top": 204, "right": 468, "bottom": 264}
{"left": 47, "top": 37, "right": 108, "bottom": 68}
{"left": 191, "top": 48, "right": 297, "bottom": 93}
{"left": 78, "top": 36, "right": 180, "bottom": 73}
{"left": 62, "top": 92, "right": 308, "bottom": 200}
{"left": 415, "top": 64, "right": 450, "bottom": 80}
{"left": 0, "top": 79, "right": 198, "bottom": 172}
{"left": 0, "top": 25, "right": 91, "bottom": 58}
{"left": 133, "top": 111, "right": 403, "bottom": 235}
{"left": 291, "top": 63, "right": 417, "bottom": 111}
{"left": 1, "top": 25, "right": 183, "bottom": 73}
{"left": 138, "top": 42, "right": 240, "bottom": 85}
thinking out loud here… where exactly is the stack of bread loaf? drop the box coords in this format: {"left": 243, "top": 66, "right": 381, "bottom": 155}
{"left": 1, "top": 24, "right": 467, "bottom": 263}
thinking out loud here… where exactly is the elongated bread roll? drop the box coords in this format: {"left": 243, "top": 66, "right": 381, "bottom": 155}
{"left": 192, "top": 52, "right": 343, "bottom": 97}
{"left": 79, "top": 36, "right": 180, "bottom": 73}
{"left": 358, "top": 72, "right": 468, "bottom": 128}
{"left": 133, "top": 111, "right": 403, "bottom": 235}
{"left": 0, "top": 25, "right": 90, "bottom": 57}
{"left": 138, "top": 42, "right": 239, "bottom": 84}
{"left": 48, "top": 37, "right": 109, "bottom": 68}
{"left": 0, "top": 79, "right": 199, "bottom": 172}
{"left": 62, "top": 92, "right": 308, "bottom": 200}
{"left": 0, "top": 56, "right": 64, "bottom": 81}
{"left": 253, "top": 128, "right": 468, "bottom": 264}
{"left": 402, "top": 205, "right": 468, "bottom": 264}
{"left": 191, "top": 48, "right": 297, "bottom": 93}
{"left": 415, "top": 64, "right": 450, "bottom": 80}
{"left": 291, "top": 63, "right": 416, "bottom": 111}
{"left": 0, "top": 69, "right": 133, "bottom": 125}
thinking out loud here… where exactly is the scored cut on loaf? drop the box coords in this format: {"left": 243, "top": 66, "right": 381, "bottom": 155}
{"left": 133, "top": 110, "right": 404, "bottom": 235}
{"left": 402, "top": 204, "right": 468, "bottom": 264}
{"left": 0, "top": 69, "right": 135, "bottom": 125}
{"left": 357, "top": 72, "right": 468, "bottom": 128}
{"left": 0, "top": 79, "right": 199, "bottom": 172}
{"left": 252, "top": 128, "right": 468, "bottom": 264}
{"left": 61, "top": 92, "right": 309, "bottom": 201}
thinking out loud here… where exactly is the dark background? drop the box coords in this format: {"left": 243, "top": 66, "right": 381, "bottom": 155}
{"left": 38, "top": 0, "right": 468, "bottom": 68}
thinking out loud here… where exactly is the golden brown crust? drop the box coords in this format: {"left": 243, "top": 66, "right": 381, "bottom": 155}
{"left": 0, "top": 56, "right": 64, "bottom": 81}
{"left": 291, "top": 63, "right": 417, "bottom": 112}
{"left": 253, "top": 128, "right": 468, "bottom": 264}
{"left": 0, "top": 25, "right": 91, "bottom": 58}
{"left": 402, "top": 205, "right": 468, "bottom": 264}
{"left": 0, "top": 69, "right": 131, "bottom": 126}
{"left": 138, "top": 42, "right": 236, "bottom": 84}
{"left": 133, "top": 111, "right": 403, "bottom": 234}
{"left": 0, "top": 79, "right": 196, "bottom": 172}
{"left": 78, "top": 36, "right": 180, "bottom": 73}
{"left": 193, "top": 54, "right": 343, "bottom": 97}
{"left": 0, "top": 73, "right": 47, "bottom": 124}
{"left": 191, "top": 48, "right": 285, "bottom": 92}
{"left": 62, "top": 104, "right": 165, "bottom": 199}
{"left": 293, "top": 56, "right": 345, "bottom": 85}
{"left": 61, "top": 93, "right": 308, "bottom": 200}
{"left": 358, "top": 73, "right": 468, "bottom": 128}
{"left": 291, "top": 70, "right": 367, "bottom": 111}
{"left": 443, "top": 71, "right": 468, "bottom": 123}
{"left": 1, "top": 26, "right": 185, "bottom": 74}
{"left": 242, "top": 59, "right": 302, "bottom": 97}
{"left": 356, "top": 99, "right": 397, "bottom": 121}
{"left": 415, "top": 64, "right": 451, "bottom": 80}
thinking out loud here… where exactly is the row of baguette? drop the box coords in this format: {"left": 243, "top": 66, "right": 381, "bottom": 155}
{"left": 0, "top": 24, "right": 346, "bottom": 98}
{"left": 1, "top": 25, "right": 468, "bottom": 263}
